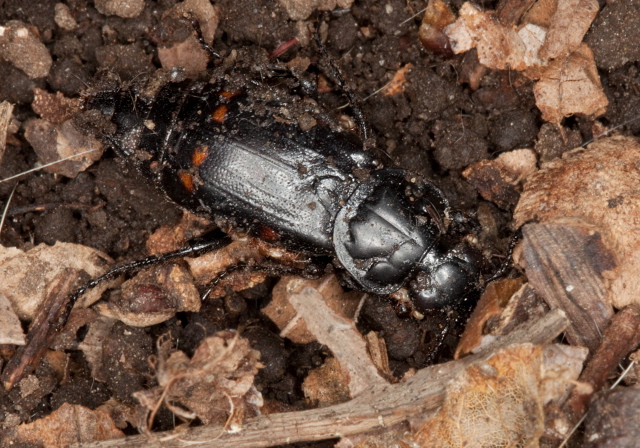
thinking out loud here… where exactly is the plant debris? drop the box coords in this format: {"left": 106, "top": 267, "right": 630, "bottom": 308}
{"left": 443, "top": 0, "right": 607, "bottom": 123}
{"left": 134, "top": 330, "right": 262, "bottom": 431}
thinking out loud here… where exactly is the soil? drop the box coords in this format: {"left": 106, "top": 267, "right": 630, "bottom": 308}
{"left": 0, "top": 0, "right": 639, "bottom": 445}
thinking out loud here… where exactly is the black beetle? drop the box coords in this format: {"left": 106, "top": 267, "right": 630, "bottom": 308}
{"left": 78, "top": 64, "right": 486, "bottom": 317}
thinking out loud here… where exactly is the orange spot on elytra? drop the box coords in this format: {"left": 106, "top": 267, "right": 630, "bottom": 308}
{"left": 178, "top": 172, "right": 195, "bottom": 193}
{"left": 219, "top": 90, "right": 240, "bottom": 100}
{"left": 259, "top": 225, "right": 279, "bottom": 242}
{"left": 212, "top": 104, "right": 228, "bottom": 123}
{"left": 191, "top": 145, "right": 209, "bottom": 166}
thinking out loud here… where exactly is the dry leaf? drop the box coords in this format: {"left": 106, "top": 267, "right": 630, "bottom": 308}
{"left": 134, "top": 330, "right": 262, "bottom": 431}
{"left": 410, "top": 344, "right": 545, "bottom": 447}
{"left": 0, "top": 292, "right": 25, "bottom": 345}
{"left": 302, "top": 357, "right": 352, "bottom": 406}
{"left": 538, "top": 0, "right": 599, "bottom": 61}
{"left": 455, "top": 278, "right": 525, "bottom": 359}
{"left": 95, "top": 263, "right": 200, "bottom": 327}
{"left": 515, "top": 136, "right": 640, "bottom": 309}
{"left": 533, "top": 44, "right": 608, "bottom": 124}
{"left": 263, "top": 275, "right": 363, "bottom": 344}
{"left": 0, "top": 242, "right": 114, "bottom": 320}
{"left": 15, "top": 403, "right": 124, "bottom": 447}
{"left": 445, "top": 3, "right": 537, "bottom": 71}
{"left": 463, "top": 148, "right": 537, "bottom": 209}
{"left": 23, "top": 118, "right": 104, "bottom": 178}
{"left": 444, "top": 1, "right": 607, "bottom": 124}
{"left": 78, "top": 316, "right": 116, "bottom": 383}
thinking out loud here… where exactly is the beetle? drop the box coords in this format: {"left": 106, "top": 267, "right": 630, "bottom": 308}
{"left": 75, "top": 63, "right": 486, "bottom": 319}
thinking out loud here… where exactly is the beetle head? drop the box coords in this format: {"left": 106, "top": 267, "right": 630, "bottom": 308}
{"left": 407, "top": 237, "right": 484, "bottom": 315}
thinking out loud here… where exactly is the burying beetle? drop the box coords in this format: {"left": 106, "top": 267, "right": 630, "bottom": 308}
{"left": 77, "top": 62, "right": 486, "bottom": 315}
{"left": 7, "top": 27, "right": 490, "bottom": 388}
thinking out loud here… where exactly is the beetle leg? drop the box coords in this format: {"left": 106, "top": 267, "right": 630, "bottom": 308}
{"left": 486, "top": 227, "right": 523, "bottom": 283}
{"left": 201, "top": 259, "right": 326, "bottom": 301}
{"left": 189, "top": 15, "right": 221, "bottom": 61}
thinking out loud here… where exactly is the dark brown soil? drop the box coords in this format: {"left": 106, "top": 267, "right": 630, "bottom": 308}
{"left": 0, "top": 0, "right": 639, "bottom": 445}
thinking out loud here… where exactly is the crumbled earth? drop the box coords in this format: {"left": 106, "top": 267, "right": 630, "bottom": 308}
{"left": 0, "top": 0, "right": 638, "bottom": 445}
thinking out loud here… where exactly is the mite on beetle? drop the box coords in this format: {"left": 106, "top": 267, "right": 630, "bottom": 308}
{"left": 74, "top": 58, "right": 486, "bottom": 320}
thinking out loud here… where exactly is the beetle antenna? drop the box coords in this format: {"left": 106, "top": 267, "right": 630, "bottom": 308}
{"left": 313, "top": 19, "right": 370, "bottom": 146}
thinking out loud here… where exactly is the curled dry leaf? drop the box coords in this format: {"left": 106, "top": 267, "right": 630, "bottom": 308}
{"left": 134, "top": 330, "right": 262, "bottom": 431}
{"left": 409, "top": 343, "right": 574, "bottom": 448}
{"left": 14, "top": 403, "right": 124, "bottom": 447}
{"left": 95, "top": 262, "right": 200, "bottom": 327}
{"left": 455, "top": 278, "right": 525, "bottom": 359}
{"left": 0, "top": 21, "right": 52, "bottom": 78}
{"left": 515, "top": 136, "right": 640, "bottom": 310}
{"left": 517, "top": 221, "right": 615, "bottom": 352}
{"left": 24, "top": 118, "right": 104, "bottom": 178}
{"left": 0, "top": 242, "right": 114, "bottom": 320}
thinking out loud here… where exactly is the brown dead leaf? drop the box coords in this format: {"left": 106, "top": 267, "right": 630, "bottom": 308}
{"left": 445, "top": 3, "right": 537, "bottom": 71}
{"left": 263, "top": 275, "right": 363, "bottom": 344}
{"left": 455, "top": 278, "right": 525, "bottom": 359}
{"left": 533, "top": 44, "right": 608, "bottom": 124}
{"left": 134, "top": 330, "right": 262, "bottom": 430}
{"left": 23, "top": 118, "right": 104, "bottom": 178}
{"left": 538, "top": 0, "right": 599, "bottom": 61}
{"left": 95, "top": 263, "right": 200, "bottom": 327}
{"left": 302, "top": 357, "right": 352, "bottom": 406}
{"left": 0, "top": 292, "right": 25, "bottom": 345}
{"left": 444, "top": 1, "right": 606, "bottom": 124}
{"left": 381, "top": 64, "right": 413, "bottom": 96}
{"left": 0, "top": 242, "right": 114, "bottom": 320}
{"left": 463, "top": 148, "right": 537, "bottom": 209}
{"left": 410, "top": 344, "right": 545, "bottom": 447}
{"left": 515, "top": 136, "right": 640, "bottom": 309}
{"left": 15, "top": 403, "right": 124, "bottom": 447}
